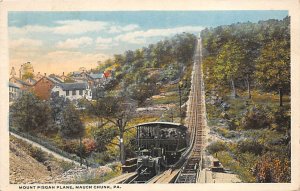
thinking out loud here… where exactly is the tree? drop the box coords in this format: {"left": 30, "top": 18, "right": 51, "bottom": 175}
{"left": 255, "top": 39, "right": 290, "bottom": 106}
{"left": 91, "top": 96, "right": 136, "bottom": 164}
{"left": 94, "top": 126, "right": 118, "bottom": 152}
{"left": 127, "top": 83, "right": 155, "bottom": 106}
{"left": 49, "top": 92, "right": 69, "bottom": 126}
{"left": 61, "top": 102, "right": 85, "bottom": 165}
{"left": 21, "top": 62, "right": 34, "bottom": 80}
{"left": 10, "top": 92, "right": 55, "bottom": 134}
{"left": 60, "top": 102, "right": 85, "bottom": 139}
{"left": 215, "top": 41, "right": 244, "bottom": 98}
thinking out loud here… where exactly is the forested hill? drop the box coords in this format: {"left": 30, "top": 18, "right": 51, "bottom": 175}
{"left": 201, "top": 17, "right": 291, "bottom": 183}
{"left": 94, "top": 33, "right": 197, "bottom": 105}
{"left": 201, "top": 16, "right": 290, "bottom": 106}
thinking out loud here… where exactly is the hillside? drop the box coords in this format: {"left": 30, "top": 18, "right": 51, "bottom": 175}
{"left": 202, "top": 17, "right": 291, "bottom": 182}
{"left": 9, "top": 135, "right": 113, "bottom": 184}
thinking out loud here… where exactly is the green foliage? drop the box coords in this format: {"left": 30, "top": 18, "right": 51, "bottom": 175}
{"left": 94, "top": 127, "right": 118, "bottom": 152}
{"left": 215, "top": 40, "right": 244, "bottom": 82}
{"left": 49, "top": 92, "right": 70, "bottom": 127}
{"left": 207, "top": 141, "right": 228, "bottom": 155}
{"left": 202, "top": 17, "right": 291, "bottom": 183}
{"left": 237, "top": 139, "right": 264, "bottom": 155}
{"left": 89, "top": 96, "right": 136, "bottom": 164}
{"left": 60, "top": 102, "right": 85, "bottom": 139}
{"left": 217, "top": 151, "right": 256, "bottom": 182}
{"left": 269, "top": 106, "right": 290, "bottom": 132}
{"left": 215, "top": 127, "right": 237, "bottom": 139}
{"left": 202, "top": 16, "right": 290, "bottom": 102}
{"left": 10, "top": 92, "right": 55, "bottom": 134}
{"left": 240, "top": 104, "right": 271, "bottom": 129}
{"left": 28, "top": 146, "right": 48, "bottom": 163}
{"left": 22, "top": 72, "right": 34, "bottom": 80}
{"left": 255, "top": 39, "right": 290, "bottom": 105}
{"left": 240, "top": 104, "right": 290, "bottom": 131}
{"left": 127, "top": 82, "right": 159, "bottom": 106}
{"left": 59, "top": 161, "right": 76, "bottom": 172}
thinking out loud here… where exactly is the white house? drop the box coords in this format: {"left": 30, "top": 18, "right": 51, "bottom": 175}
{"left": 52, "top": 82, "right": 92, "bottom": 101}
{"left": 9, "top": 82, "right": 21, "bottom": 101}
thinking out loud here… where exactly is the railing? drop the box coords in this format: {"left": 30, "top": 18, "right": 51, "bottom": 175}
{"left": 9, "top": 127, "right": 98, "bottom": 167}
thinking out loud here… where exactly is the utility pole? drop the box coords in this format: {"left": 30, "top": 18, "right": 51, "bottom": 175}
{"left": 178, "top": 81, "right": 183, "bottom": 124}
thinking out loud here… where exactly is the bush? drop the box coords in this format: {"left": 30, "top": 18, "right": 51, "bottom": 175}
{"left": 207, "top": 141, "right": 228, "bottom": 155}
{"left": 241, "top": 105, "right": 271, "bottom": 129}
{"left": 83, "top": 138, "right": 97, "bottom": 156}
{"left": 61, "top": 140, "right": 80, "bottom": 154}
{"left": 29, "top": 147, "right": 48, "bottom": 163}
{"left": 228, "top": 118, "right": 239, "bottom": 130}
{"left": 254, "top": 152, "right": 291, "bottom": 183}
{"left": 215, "top": 127, "right": 237, "bottom": 139}
{"left": 237, "top": 139, "right": 264, "bottom": 155}
{"left": 217, "top": 151, "right": 256, "bottom": 182}
{"left": 269, "top": 107, "right": 290, "bottom": 132}
{"left": 59, "top": 161, "right": 76, "bottom": 172}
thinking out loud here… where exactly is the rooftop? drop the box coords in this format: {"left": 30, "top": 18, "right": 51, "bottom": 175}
{"left": 58, "top": 82, "right": 88, "bottom": 91}
{"left": 89, "top": 73, "right": 103, "bottom": 79}
{"left": 135, "top": 121, "right": 187, "bottom": 130}
{"left": 9, "top": 82, "right": 21, "bottom": 89}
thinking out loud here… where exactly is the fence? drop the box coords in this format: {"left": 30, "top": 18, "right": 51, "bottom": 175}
{"left": 9, "top": 127, "right": 98, "bottom": 167}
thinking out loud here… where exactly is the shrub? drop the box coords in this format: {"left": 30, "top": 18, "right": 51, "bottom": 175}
{"left": 215, "top": 127, "right": 237, "bottom": 139}
{"left": 240, "top": 105, "right": 271, "bottom": 129}
{"left": 217, "top": 151, "right": 256, "bottom": 182}
{"left": 237, "top": 139, "right": 264, "bottom": 155}
{"left": 269, "top": 107, "right": 290, "bottom": 132}
{"left": 254, "top": 152, "right": 291, "bottom": 183}
{"left": 82, "top": 138, "right": 97, "bottom": 155}
{"left": 228, "top": 118, "right": 239, "bottom": 130}
{"left": 29, "top": 147, "right": 48, "bottom": 163}
{"left": 59, "top": 161, "right": 76, "bottom": 172}
{"left": 207, "top": 141, "right": 228, "bottom": 155}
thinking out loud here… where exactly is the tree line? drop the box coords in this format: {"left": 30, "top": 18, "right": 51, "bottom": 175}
{"left": 201, "top": 16, "right": 290, "bottom": 106}
{"left": 94, "top": 33, "right": 196, "bottom": 106}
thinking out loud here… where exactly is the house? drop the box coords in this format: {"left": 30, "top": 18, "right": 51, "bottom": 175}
{"left": 48, "top": 74, "right": 64, "bottom": 84}
{"left": 9, "top": 76, "right": 32, "bottom": 91}
{"left": 70, "top": 71, "right": 90, "bottom": 81}
{"left": 52, "top": 82, "right": 92, "bottom": 101}
{"left": 87, "top": 72, "right": 104, "bottom": 87}
{"left": 31, "top": 76, "right": 55, "bottom": 100}
{"left": 9, "top": 82, "right": 21, "bottom": 101}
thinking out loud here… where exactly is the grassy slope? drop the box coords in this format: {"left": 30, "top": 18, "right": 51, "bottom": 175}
{"left": 205, "top": 87, "right": 290, "bottom": 182}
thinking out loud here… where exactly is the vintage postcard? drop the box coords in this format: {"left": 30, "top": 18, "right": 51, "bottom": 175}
{"left": 0, "top": 0, "right": 299, "bottom": 191}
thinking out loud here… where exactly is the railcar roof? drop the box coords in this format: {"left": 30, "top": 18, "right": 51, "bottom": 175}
{"left": 136, "top": 121, "right": 187, "bottom": 130}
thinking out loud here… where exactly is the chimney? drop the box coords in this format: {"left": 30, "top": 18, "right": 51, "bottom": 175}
{"left": 19, "top": 64, "right": 23, "bottom": 79}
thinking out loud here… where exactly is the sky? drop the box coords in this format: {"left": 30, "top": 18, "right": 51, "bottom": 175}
{"left": 8, "top": 11, "right": 288, "bottom": 75}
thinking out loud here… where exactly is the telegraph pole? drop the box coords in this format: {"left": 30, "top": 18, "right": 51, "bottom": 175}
{"left": 178, "top": 81, "right": 183, "bottom": 124}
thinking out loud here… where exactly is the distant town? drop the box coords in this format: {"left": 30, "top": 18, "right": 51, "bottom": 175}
{"left": 9, "top": 62, "right": 113, "bottom": 102}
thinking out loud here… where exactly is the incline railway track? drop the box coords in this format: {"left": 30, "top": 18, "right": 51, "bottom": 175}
{"left": 174, "top": 37, "right": 205, "bottom": 183}
{"left": 105, "top": 37, "right": 206, "bottom": 184}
